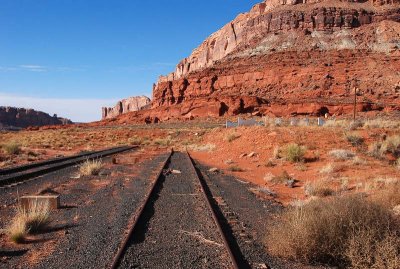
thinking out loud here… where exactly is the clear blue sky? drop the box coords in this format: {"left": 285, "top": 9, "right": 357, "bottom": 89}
{"left": 0, "top": 0, "right": 260, "bottom": 122}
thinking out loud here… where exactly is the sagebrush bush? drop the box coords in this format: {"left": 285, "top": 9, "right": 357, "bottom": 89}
{"left": 329, "top": 149, "right": 355, "bottom": 160}
{"left": 266, "top": 195, "right": 400, "bottom": 268}
{"left": 79, "top": 159, "right": 103, "bottom": 176}
{"left": 2, "top": 141, "right": 21, "bottom": 155}
{"left": 284, "top": 143, "right": 306, "bottom": 163}
{"left": 345, "top": 133, "right": 364, "bottom": 146}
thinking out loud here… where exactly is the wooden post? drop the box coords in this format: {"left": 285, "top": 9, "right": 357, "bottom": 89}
{"left": 353, "top": 87, "right": 357, "bottom": 122}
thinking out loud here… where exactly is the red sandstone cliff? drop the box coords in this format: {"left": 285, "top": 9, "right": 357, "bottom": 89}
{"left": 102, "top": 96, "right": 151, "bottom": 119}
{"left": 105, "top": 0, "right": 400, "bottom": 123}
{"left": 0, "top": 107, "right": 72, "bottom": 129}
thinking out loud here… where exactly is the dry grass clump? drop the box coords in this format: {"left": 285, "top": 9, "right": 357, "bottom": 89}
{"left": 319, "top": 163, "right": 335, "bottom": 174}
{"left": 187, "top": 143, "right": 216, "bottom": 152}
{"left": 7, "top": 214, "right": 28, "bottom": 243}
{"left": 153, "top": 137, "right": 172, "bottom": 147}
{"left": 304, "top": 180, "right": 335, "bottom": 197}
{"left": 269, "top": 170, "right": 292, "bottom": 185}
{"left": 266, "top": 195, "right": 400, "bottom": 268}
{"left": 329, "top": 149, "right": 355, "bottom": 160}
{"left": 369, "top": 135, "right": 400, "bottom": 159}
{"left": 226, "top": 132, "right": 241, "bottom": 142}
{"left": 2, "top": 141, "right": 21, "bottom": 155}
{"left": 381, "top": 135, "right": 400, "bottom": 157}
{"left": 363, "top": 119, "right": 400, "bottom": 129}
{"left": 345, "top": 133, "right": 364, "bottom": 146}
{"left": 283, "top": 143, "right": 306, "bottom": 163}
{"left": 79, "top": 159, "right": 103, "bottom": 176}
{"left": 7, "top": 200, "right": 51, "bottom": 243}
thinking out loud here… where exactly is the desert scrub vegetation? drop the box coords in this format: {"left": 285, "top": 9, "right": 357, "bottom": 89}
{"left": 227, "top": 165, "right": 244, "bottom": 172}
{"left": 225, "top": 132, "right": 241, "bottom": 142}
{"left": 7, "top": 200, "right": 51, "bottom": 243}
{"left": 283, "top": 143, "right": 306, "bottom": 163}
{"left": 345, "top": 133, "right": 364, "bottom": 146}
{"left": 304, "top": 180, "right": 335, "bottom": 197}
{"left": 368, "top": 135, "right": 400, "bottom": 159}
{"left": 153, "top": 136, "right": 173, "bottom": 147}
{"left": 2, "top": 141, "right": 21, "bottom": 155}
{"left": 329, "top": 149, "right": 355, "bottom": 160}
{"left": 186, "top": 143, "right": 216, "bottom": 152}
{"left": 266, "top": 195, "right": 400, "bottom": 268}
{"left": 79, "top": 159, "right": 103, "bottom": 176}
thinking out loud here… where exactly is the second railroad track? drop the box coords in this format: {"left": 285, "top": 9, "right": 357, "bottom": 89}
{"left": 0, "top": 145, "right": 136, "bottom": 188}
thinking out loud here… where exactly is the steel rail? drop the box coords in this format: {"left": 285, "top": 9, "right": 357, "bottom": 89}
{"left": 186, "top": 151, "right": 240, "bottom": 269}
{"left": 110, "top": 149, "right": 172, "bottom": 269}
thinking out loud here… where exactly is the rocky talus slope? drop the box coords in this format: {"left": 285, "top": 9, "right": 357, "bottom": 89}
{"left": 0, "top": 107, "right": 72, "bottom": 128}
{"left": 106, "top": 0, "right": 400, "bottom": 123}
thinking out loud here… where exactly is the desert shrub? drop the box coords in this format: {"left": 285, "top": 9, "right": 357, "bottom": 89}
{"left": 266, "top": 195, "right": 400, "bottom": 268}
{"left": 319, "top": 163, "right": 335, "bottom": 174}
{"left": 153, "top": 137, "right": 172, "bottom": 147}
{"left": 284, "top": 143, "right": 306, "bottom": 163}
{"left": 2, "top": 141, "right": 21, "bottom": 155}
{"left": 373, "top": 181, "right": 400, "bottom": 209}
{"left": 345, "top": 133, "right": 364, "bottom": 146}
{"left": 348, "top": 120, "right": 364, "bottom": 130}
{"left": 351, "top": 156, "right": 366, "bottom": 166}
{"left": 227, "top": 165, "right": 244, "bottom": 172}
{"left": 128, "top": 136, "right": 145, "bottom": 145}
{"left": 269, "top": 170, "right": 292, "bottom": 184}
{"left": 187, "top": 143, "right": 216, "bottom": 152}
{"left": 369, "top": 141, "right": 383, "bottom": 159}
{"left": 79, "top": 159, "right": 103, "bottom": 176}
{"left": 304, "top": 180, "right": 334, "bottom": 197}
{"left": 226, "top": 132, "right": 241, "bottom": 142}
{"left": 272, "top": 146, "right": 281, "bottom": 159}
{"left": 369, "top": 135, "right": 400, "bottom": 159}
{"left": 381, "top": 135, "right": 400, "bottom": 157}
{"left": 329, "top": 149, "right": 355, "bottom": 160}
{"left": 363, "top": 119, "right": 400, "bottom": 129}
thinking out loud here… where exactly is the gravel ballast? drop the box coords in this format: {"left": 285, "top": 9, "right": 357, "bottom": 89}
{"left": 118, "top": 152, "right": 232, "bottom": 269}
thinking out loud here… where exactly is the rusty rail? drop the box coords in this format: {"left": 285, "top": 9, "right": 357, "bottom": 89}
{"left": 186, "top": 151, "right": 241, "bottom": 269}
{"left": 110, "top": 149, "right": 172, "bottom": 269}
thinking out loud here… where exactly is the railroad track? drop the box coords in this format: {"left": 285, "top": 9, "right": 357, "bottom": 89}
{"left": 0, "top": 145, "right": 136, "bottom": 188}
{"left": 111, "top": 150, "right": 243, "bottom": 269}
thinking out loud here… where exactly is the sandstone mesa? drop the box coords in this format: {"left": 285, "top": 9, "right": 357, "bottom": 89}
{"left": 103, "top": 0, "right": 400, "bottom": 123}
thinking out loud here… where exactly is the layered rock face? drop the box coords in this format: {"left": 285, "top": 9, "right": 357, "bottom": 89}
{"left": 0, "top": 107, "right": 72, "bottom": 128}
{"left": 102, "top": 96, "right": 151, "bottom": 119}
{"left": 148, "top": 0, "right": 400, "bottom": 120}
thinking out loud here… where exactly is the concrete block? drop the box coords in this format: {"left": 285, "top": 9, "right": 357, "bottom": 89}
{"left": 20, "top": 195, "right": 60, "bottom": 210}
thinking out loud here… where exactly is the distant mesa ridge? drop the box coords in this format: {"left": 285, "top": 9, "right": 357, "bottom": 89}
{"left": 102, "top": 96, "right": 151, "bottom": 120}
{"left": 0, "top": 106, "right": 72, "bottom": 129}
